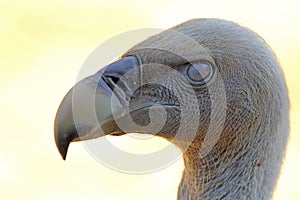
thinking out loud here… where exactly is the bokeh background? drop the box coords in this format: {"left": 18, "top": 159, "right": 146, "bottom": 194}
{"left": 0, "top": 0, "right": 299, "bottom": 199}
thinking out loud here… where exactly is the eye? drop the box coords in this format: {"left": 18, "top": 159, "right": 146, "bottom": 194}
{"left": 186, "top": 62, "right": 213, "bottom": 83}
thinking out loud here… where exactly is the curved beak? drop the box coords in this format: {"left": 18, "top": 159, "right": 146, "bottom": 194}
{"left": 54, "top": 56, "right": 139, "bottom": 160}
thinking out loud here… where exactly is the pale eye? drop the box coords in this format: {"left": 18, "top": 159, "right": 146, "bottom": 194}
{"left": 187, "top": 62, "right": 213, "bottom": 83}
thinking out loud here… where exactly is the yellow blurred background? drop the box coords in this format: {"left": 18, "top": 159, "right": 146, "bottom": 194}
{"left": 0, "top": 0, "right": 299, "bottom": 199}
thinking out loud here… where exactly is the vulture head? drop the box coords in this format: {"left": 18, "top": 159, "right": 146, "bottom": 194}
{"left": 54, "top": 19, "right": 289, "bottom": 199}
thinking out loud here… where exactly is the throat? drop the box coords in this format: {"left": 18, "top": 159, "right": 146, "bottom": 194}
{"left": 176, "top": 145, "right": 269, "bottom": 200}
{"left": 177, "top": 160, "right": 232, "bottom": 200}
{"left": 177, "top": 153, "right": 232, "bottom": 200}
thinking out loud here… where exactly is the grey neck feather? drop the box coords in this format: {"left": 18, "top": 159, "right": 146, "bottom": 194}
{"left": 176, "top": 112, "right": 289, "bottom": 200}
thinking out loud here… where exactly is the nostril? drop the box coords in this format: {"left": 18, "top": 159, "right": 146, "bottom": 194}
{"left": 102, "top": 76, "right": 126, "bottom": 94}
{"left": 102, "top": 76, "right": 119, "bottom": 90}
{"left": 109, "top": 76, "right": 120, "bottom": 85}
{"left": 101, "top": 75, "right": 128, "bottom": 107}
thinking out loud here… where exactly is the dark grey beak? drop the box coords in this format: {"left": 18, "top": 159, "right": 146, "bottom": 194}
{"left": 54, "top": 56, "right": 139, "bottom": 160}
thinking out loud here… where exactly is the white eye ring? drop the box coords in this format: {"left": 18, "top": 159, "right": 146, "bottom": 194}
{"left": 186, "top": 62, "right": 213, "bottom": 84}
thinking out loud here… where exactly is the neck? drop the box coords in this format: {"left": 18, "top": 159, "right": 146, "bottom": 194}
{"left": 176, "top": 140, "right": 276, "bottom": 200}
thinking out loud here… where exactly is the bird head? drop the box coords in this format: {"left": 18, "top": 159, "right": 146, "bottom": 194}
{"left": 54, "top": 20, "right": 289, "bottom": 193}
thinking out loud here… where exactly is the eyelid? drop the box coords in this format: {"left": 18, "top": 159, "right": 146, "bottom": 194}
{"left": 185, "top": 59, "right": 214, "bottom": 66}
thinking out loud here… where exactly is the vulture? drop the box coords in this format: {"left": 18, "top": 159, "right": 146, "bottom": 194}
{"left": 54, "top": 19, "right": 289, "bottom": 199}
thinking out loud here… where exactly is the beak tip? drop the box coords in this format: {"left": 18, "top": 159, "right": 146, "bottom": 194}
{"left": 61, "top": 153, "right": 67, "bottom": 161}
{"left": 57, "top": 141, "right": 69, "bottom": 161}
{"left": 54, "top": 128, "right": 71, "bottom": 161}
